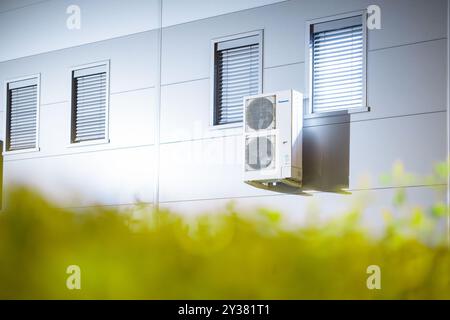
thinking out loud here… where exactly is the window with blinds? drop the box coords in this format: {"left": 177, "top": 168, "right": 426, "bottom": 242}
{"left": 6, "top": 77, "right": 39, "bottom": 152}
{"left": 71, "top": 63, "right": 109, "bottom": 143}
{"left": 310, "top": 15, "right": 365, "bottom": 113}
{"left": 213, "top": 32, "right": 262, "bottom": 126}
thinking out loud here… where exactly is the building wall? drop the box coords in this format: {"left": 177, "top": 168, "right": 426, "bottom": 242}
{"left": 0, "top": 0, "right": 448, "bottom": 225}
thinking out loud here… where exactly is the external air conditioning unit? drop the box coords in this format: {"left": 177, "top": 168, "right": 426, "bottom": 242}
{"left": 243, "top": 90, "right": 303, "bottom": 193}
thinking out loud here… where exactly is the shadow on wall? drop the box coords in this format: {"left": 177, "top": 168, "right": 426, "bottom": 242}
{"left": 302, "top": 115, "right": 350, "bottom": 193}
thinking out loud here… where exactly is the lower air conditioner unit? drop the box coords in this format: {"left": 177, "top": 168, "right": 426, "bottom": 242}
{"left": 243, "top": 89, "right": 303, "bottom": 193}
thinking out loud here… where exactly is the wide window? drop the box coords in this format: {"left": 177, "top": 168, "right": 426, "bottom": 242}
{"left": 212, "top": 31, "right": 263, "bottom": 126}
{"left": 71, "top": 62, "right": 109, "bottom": 144}
{"left": 309, "top": 15, "right": 367, "bottom": 114}
{"left": 5, "top": 76, "right": 40, "bottom": 152}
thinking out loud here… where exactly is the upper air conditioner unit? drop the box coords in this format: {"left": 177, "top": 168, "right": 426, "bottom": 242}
{"left": 243, "top": 90, "right": 303, "bottom": 192}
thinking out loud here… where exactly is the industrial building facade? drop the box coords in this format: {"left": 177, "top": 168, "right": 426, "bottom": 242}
{"left": 0, "top": 0, "right": 449, "bottom": 227}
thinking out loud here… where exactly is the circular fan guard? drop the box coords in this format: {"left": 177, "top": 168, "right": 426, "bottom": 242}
{"left": 246, "top": 97, "right": 274, "bottom": 131}
{"left": 245, "top": 136, "right": 274, "bottom": 170}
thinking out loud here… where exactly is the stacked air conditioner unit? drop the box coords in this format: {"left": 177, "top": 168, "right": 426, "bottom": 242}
{"left": 243, "top": 90, "right": 303, "bottom": 192}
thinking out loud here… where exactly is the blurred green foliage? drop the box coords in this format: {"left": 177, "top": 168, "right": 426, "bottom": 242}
{"left": 0, "top": 161, "right": 448, "bottom": 299}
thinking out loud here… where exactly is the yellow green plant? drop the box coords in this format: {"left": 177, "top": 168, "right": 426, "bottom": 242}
{"left": 0, "top": 161, "right": 448, "bottom": 299}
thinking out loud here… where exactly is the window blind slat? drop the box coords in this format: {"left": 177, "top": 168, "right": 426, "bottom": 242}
{"left": 314, "top": 33, "right": 362, "bottom": 50}
{"left": 314, "top": 56, "right": 362, "bottom": 68}
{"left": 219, "top": 81, "right": 259, "bottom": 91}
{"left": 11, "top": 93, "right": 37, "bottom": 100}
{"left": 314, "top": 71, "right": 363, "bottom": 83}
{"left": 314, "top": 85, "right": 363, "bottom": 96}
{"left": 314, "top": 31, "right": 362, "bottom": 45}
{"left": 219, "top": 68, "right": 260, "bottom": 78}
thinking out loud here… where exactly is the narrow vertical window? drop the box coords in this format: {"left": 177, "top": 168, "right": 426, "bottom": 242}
{"left": 212, "top": 31, "right": 263, "bottom": 126}
{"left": 6, "top": 76, "right": 39, "bottom": 152}
{"left": 71, "top": 63, "right": 109, "bottom": 143}
{"left": 310, "top": 15, "right": 366, "bottom": 113}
